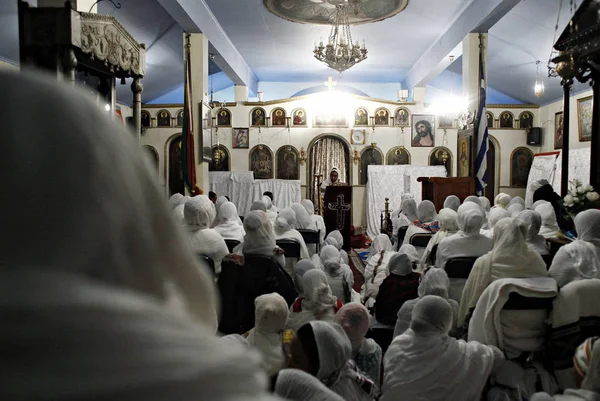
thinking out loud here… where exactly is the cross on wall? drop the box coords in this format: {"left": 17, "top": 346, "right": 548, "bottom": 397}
{"left": 324, "top": 76, "right": 337, "bottom": 91}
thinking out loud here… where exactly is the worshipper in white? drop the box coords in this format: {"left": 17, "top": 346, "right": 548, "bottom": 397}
{"left": 421, "top": 208, "right": 459, "bottom": 267}
{"left": 444, "top": 195, "right": 461, "bottom": 212}
{"left": 393, "top": 268, "right": 459, "bottom": 337}
{"left": 250, "top": 200, "right": 267, "bottom": 212}
{"left": 402, "top": 200, "right": 439, "bottom": 246}
{"left": 214, "top": 201, "right": 246, "bottom": 242}
{"left": 237, "top": 210, "right": 285, "bottom": 268}
{"left": 169, "top": 193, "right": 184, "bottom": 209}
{"left": 263, "top": 191, "right": 278, "bottom": 213}
{"left": 531, "top": 337, "right": 600, "bottom": 401}
{"left": 481, "top": 206, "right": 510, "bottom": 239}
{"left": 274, "top": 369, "right": 345, "bottom": 401}
{"left": 294, "top": 259, "right": 317, "bottom": 296}
{"left": 495, "top": 192, "right": 512, "bottom": 208}
{"left": 509, "top": 196, "right": 526, "bottom": 208}
{"left": 262, "top": 195, "right": 278, "bottom": 223}
{"left": 291, "top": 203, "right": 319, "bottom": 255}
{"left": 301, "top": 199, "right": 326, "bottom": 244}
{"left": 392, "top": 196, "right": 418, "bottom": 229}
{"left": 464, "top": 195, "right": 489, "bottom": 228}
{"left": 362, "top": 234, "right": 395, "bottom": 308}
{"left": 435, "top": 202, "right": 492, "bottom": 268}
{"left": 516, "top": 209, "right": 551, "bottom": 255}
{"left": 536, "top": 201, "right": 561, "bottom": 238}
{"left": 246, "top": 293, "right": 289, "bottom": 376}
{"left": 287, "top": 269, "right": 342, "bottom": 332}
{"left": 508, "top": 203, "right": 525, "bottom": 217}
{"left": 289, "top": 321, "right": 377, "bottom": 400}
{"left": 549, "top": 209, "right": 600, "bottom": 287}
{"left": 184, "top": 195, "right": 230, "bottom": 275}
{"left": 320, "top": 168, "right": 341, "bottom": 194}
{"left": 334, "top": 303, "right": 382, "bottom": 384}
{"left": 212, "top": 195, "right": 229, "bottom": 227}
{"left": 320, "top": 245, "right": 354, "bottom": 304}
{"left": 172, "top": 195, "right": 190, "bottom": 226}
{"left": 459, "top": 217, "right": 548, "bottom": 325}
{"left": 273, "top": 207, "right": 310, "bottom": 264}
{"left": 382, "top": 296, "right": 504, "bottom": 401}
{"left": 0, "top": 70, "right": 276, "bottom": 401}
{"left": 325, "top": 229, "right": 350, "bottom": 267}
{"left": 479, "top": 196, "right": 491, "bottom": 215}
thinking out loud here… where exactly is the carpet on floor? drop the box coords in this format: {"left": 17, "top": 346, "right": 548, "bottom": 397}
{"left": 348, "top": 248, "right": 367, "bottom": 292}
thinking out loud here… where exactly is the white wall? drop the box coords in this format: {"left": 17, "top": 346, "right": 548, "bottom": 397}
{"left": 140, "top": 96, "right": 541, "bottom": 228}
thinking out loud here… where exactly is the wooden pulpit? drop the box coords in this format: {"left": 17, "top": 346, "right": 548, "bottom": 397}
{"left": 418, "top": 177, "right": 475, "bottom": 212}
{"left": 324, "top": 185, "right": 352, "bottom": 252}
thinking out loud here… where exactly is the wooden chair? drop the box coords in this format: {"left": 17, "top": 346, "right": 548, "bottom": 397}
{"left": 298, "top": 229, "right": 321, "bottom": 253}
{"left": 395, "top": 226, "right": 409, "bottom": 251}
{"left": 409, "top": 233, "right": 433, "bottom": 248}
{"left": 224, "top": 239, "right": 240, "bottom": 253}
{"left": 276, "top": 239, "right": 301, "bottom": 259}
{"left": 445, "top": 257, "right": 478, "bottom": 279}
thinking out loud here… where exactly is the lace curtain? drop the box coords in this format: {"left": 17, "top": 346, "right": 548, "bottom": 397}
{"left": 309, "top": 137, "right": 349, "bottom": 208}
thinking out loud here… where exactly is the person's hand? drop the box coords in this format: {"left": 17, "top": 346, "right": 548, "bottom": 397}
{"left": 274, "top": 247, "right": 285, "bottom": 256}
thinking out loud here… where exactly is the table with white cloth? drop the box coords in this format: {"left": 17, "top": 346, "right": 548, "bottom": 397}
{"left": 366, "top": 165, "right": 447, "bottom": 238}
{"left": 209, "top": 172, "right": 301, "bottom": 216}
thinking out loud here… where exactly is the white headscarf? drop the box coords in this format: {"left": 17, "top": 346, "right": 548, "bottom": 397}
{"left": 275, "top": 207, "right": 296, "bottom": 233}
{"left": 246, "top": 293, "right": 289, "bottom": 376}
{"left": 516, "top": 210, "right": 549, "bottom": 255}
{"left": 421, "top": 208, "right": 459, "bottom": 266}
{"left": 535, "top": 202, "right": 560, "bottom": 238}
{"left": 172, "top": 196, "right": 190, "bottom": 226}
{"left": 401, "top": 198, "right": 418, "bottom": 222}
{"left": 169, "top": 193, "right": 184, "bottom": 209}
{"left": 184, "top": 195, "right": 216, "bottom": 230}
{"left": 549, "top": 209, "right": 600, "bottom": 287}
{"left": 321, "top": 245, "right": 343, "bottom": 276}
{"left": 291, "top": 203, "right": 315, "bottom": 230}
{"left": 464, "top": 195, "right": 483, "bottom": 208}
{"left": 509, "top": 196, "right": 526, "bottom": 208}
{"left": 508, "top": 203, "right": 525, "bottom": 217}
{"left": 301, "top": 199, "right": 316, "bottom": 215}
{"left": 1, "top": 70, "right": 275, "bottom": 400}
{"left": 459, "top": 217, "right": 548, "bottom": 324}
{"left": 262, "top": 195, "right": 278, "bottom": 222}
{"left": 483, "top": 207, "right": 510, "bottom": 238}
{"left": 387, "top": 252, "right": 415, "bottom": 276}
{"left": 494, "top": 193, "right": 512, "bottom": 208}
{"left": 326, "top": 230, "right": 344, "bottom": 250}
{"left": 288, "top": 270, "right": 338, "bottom": 331}
{"left": 241, "top": 211, "right": 278, "bottom": 257}
{"left": 295, "top": 259, "right": 316, "bottom": 295}
{"left": 250, "top": 200, "right": 267, "bottom": 212}
{"left": 479, "top": 197, "right": 491, "bottom": 213}
{"left": 443, "top": 195, "right": 461, "bottom": 212}
{"left": 417, "top": 200, "right": 437, "bottom": 223}
{"left": 383, "top": 296, "right": 501, "bottom": 401}
{"left": 275, "top": 369, "right": 345, "bottom": 401}
{"left": 333, "top": 303, "right": 371, "bottom": 354}
{"left": 214, "top": 202, "right": 245, "bottom": 242}
{"left": 457, "top": 202, "right": 484, "bottom": 234}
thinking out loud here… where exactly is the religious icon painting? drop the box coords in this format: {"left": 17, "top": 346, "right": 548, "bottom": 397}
{"left": 429, "top": 146, "right": 453, "bottom": 176}
{"left": 176, "top": 109, "right": 184, "bottom": 127}
{"left": 232, "top": 127, "right": 249, "bottom": 149}
{"left": 217, "top": 108, "right": 232, "bottom": 127}
{"left": 314, "top": 109, "right": 348, "bottom": 128}
{"left": 354, "top": 107, "right": 369, "bottom": 126}
{"left": 411, "top": 115, "right": 435, "bottom": 147}
{"left": 374, "top": 108, "right": 390, "bottom": 126}
{"left": 157, "top": 109, "right": 171, "bottom": 127}
{"left": 249, "top": 145, "right": 274, "bottom": 180}
{"left": 554, "top": 111, "right": 564, "bottom": 150}
{"left": 577, "top": 96, "right": 593, "bottom": 142}
{"left": 457, "top": 135, "right": 471, "bottom": 177}
{"left": 271, "top": 108, "right": 287, "bottom": 126}
{"left": 510, "top": 147, "right": 534, "bottom": 188}
{"left": 438, "top": 115, "right": 454, "bottom": 129}
{"left": 250, "top": 107, "right": 266, "bottom": 127}
{"left": 276, "top": 146, "right": 300, "bottom": 180}
{"left": 386, "top": 147, "right": 411, "bottom": 165}
{"left": 209, "top": 145, "right": 230, "bottom": 172}
{"left": 359, "top": 147, "right": 383, "bottom": 185}
{"left": 499, "top": 111, "right": 514, "bottom": 128}
{"left": 141, "top": 110, "right": 151, "bottom": 128}
{"left": 292, "top": 108, "right": 307, "bottom": 127}
{"left": 486, "top": 111, "right": 494, "bottom": 129}
{"left": 394, "top": 107, "right": 410, "bottom": 127}
{"left": 519, "top": 111, "right": 533, "bottom": 130}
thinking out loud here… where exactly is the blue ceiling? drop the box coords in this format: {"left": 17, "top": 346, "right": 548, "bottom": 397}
{"left": 0, "top": 0, "right": 588, "bottom": 105}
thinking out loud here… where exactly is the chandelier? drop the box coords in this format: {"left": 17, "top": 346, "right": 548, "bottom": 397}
{"left": 313, "top": 4, "right": 367, "bottom": 76}
{"left": 534, "top": 60, "right": 545, "bottom": 97}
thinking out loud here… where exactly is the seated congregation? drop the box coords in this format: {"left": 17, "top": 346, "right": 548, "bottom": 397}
{"left": 172, "top": 180, "right": 600, "bottom": 401}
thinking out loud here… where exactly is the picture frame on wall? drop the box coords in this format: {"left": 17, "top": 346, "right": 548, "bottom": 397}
{"left": 554, "top": 111, "right": 564, "bottom": 150}
{"left": 232, "top": 127, "right": 249, "bottom": 149}
{"left": 577, "top": 96, "right": 593, "bottom": 142}
{"left": 457, "top": 134, "right": 471, "bottom": 177}
{"left": 412, "top": 114, "right": 435, "bottom": 147}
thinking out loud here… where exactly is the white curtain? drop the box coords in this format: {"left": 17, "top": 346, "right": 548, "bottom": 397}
{"left": 366, "top": 165, "right": 447, "bottom": 238}
{"left": 551, "top": 148, "right": 591, "bottom": 194}
{"left": 525, "top": 154, "right": 559, "bottom": 207}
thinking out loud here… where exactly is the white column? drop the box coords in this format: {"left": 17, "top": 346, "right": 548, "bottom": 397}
{"left": 234, "top": 85, "right": 248, "bottom": 102}
{"left": 462, "top": 33, "right": 488, "bottom": 112}
{"left": 188, "top": 33, "right": 210, "bottom": 193}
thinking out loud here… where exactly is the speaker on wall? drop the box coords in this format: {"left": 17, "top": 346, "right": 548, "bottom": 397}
{"left": 527, "top": 127, "right": 542, "bottom": 146}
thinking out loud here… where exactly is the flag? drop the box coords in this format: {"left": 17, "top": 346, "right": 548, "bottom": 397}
{"left": 474, "top": 49, "right": 489, "bottom": 196}
{"left": 181, "top": 35, "right": 197, "bottom": 194}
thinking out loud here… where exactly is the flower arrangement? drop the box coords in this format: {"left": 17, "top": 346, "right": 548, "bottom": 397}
{"left": 561, "top": 179, "right": 599, "bottom": 218}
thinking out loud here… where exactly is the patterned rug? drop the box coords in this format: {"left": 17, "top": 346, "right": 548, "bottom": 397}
{"left": 348, "top": 248, "right": 367, "bottom": 292}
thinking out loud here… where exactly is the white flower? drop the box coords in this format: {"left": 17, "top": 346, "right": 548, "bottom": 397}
{"left": 584, "top": 184, "right": 594, "bottom": 192}
{"left": 574, "top": 197, "right": 580, "bottom": 203}
{"left": 578, "top": 186, "right": 587, "bottom": 194}
{"left": 587, "top": 192, "right": 599, "bottom": 201}
{"left": 564, "top": 194, "right": 575, "bottom": 205}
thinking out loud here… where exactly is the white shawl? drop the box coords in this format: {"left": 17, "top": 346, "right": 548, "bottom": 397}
{"left": 287, "top": 269, "right": 338, "bottom": 332}
{"left": 214, "top": 202, "right": 246, "bottom": 242}
{"left": 421, "top": 208, "right": 458, "bottom": 267}
{"left": 275, "top": 369, "right": 345, "bottom": 401}
{"left": 302, "top": 199, "right": 326, "bottom": 244}
{"left": 536, "top": 202, "right": 560, "bottom": 239}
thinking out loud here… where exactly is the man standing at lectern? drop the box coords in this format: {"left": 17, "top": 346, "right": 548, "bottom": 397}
{"left": 321, "top": 168, "right": 340, "bottom": 194}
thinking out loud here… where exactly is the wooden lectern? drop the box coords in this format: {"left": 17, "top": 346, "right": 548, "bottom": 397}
{"left": 418, "top": 177, "right": 475, "bottom": 212}
{"left": 324, "top": 185, "right": 352, "bottom": 252}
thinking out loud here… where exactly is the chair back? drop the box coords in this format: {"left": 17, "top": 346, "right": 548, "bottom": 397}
{"left": 395, "top": 226, "right": 409, "bottom": 251}
{"left": 445, "top": 257, "right": 478, "bottom": 279}
{"left": 298, "top": 229, "right": 321, "bottom": 253}
{"left": 224, "top": 239, "right": 240, "bottom": 253}
{"left": 276, "top": 239, "right": 301, "bottom": 259}
{"left": 197, "top": 254, "right": 215, "bottom": 275}
{"left": 410, "top": 233, "right": 432, "bottom": 248}
{"left": 542, "top": 254, "right": 554, "bottom": 270}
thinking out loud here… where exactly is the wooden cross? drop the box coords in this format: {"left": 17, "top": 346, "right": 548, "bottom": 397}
{"left": 324, "top": 76, "right": 337, "bottom": 91}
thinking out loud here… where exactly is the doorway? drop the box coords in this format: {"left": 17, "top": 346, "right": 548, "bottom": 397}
{"left": 308, "top": 135, "right": 350, "bottom": 210}
{"left": 168, "top": 136, "right": 184, "bottom": 197}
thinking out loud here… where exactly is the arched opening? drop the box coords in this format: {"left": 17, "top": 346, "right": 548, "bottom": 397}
{"left": 167, "top": 135, "right": 184, "bottom": 197}
{"left": 359, "top": 146, "right": 383, "bottom": 185}
{"left": 141, "top": 145, "right": 159, "bottom": 175}
{"left": 308, "top": 134, "right": 351, "bottom": 210}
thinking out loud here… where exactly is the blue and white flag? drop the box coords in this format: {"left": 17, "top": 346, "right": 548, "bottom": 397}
{"left": 474, "top": 50, "right": 489, "bottom": 196}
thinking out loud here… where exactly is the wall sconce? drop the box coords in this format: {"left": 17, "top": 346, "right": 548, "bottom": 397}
{"left": 353, "top": 148, "right": 360, "bottom": 164}
{"left": 257, "top": 92, "right": 264, "bottom": 102}
{"left": 299, "top": 147, "right": 306, "bottom": 164}
{"left": 265, "top": 116, "right": 271, "bottom": 127}
{"left": 286, "top": 116, "right": 292, "bottom": 132}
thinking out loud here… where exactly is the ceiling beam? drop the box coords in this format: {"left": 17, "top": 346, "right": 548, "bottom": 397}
{"left": 402, "top": 0, "right": 522, "bottom": 89}
{"left": 156, "top": 0, "right": 258, "bottom": 95}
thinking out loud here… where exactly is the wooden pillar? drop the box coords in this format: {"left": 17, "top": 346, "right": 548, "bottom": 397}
{"left": 591, "top": 72, "right": 600, "bottom": 190}
{"left": 561, "top": 79, "right": 572, "bottom": 196}
{"left": 131, "top": 77, "right": 143, "bottom": 140}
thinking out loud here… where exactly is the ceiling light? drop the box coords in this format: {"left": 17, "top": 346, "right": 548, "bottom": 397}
{"left": 534, "top": 60, "right": 545, "bottom": 97}
{"left": 105, "top": 104, "right": 111, "bottom": 112}
{"left": 313, "top": 4, "right": 367, "bottom": 76}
